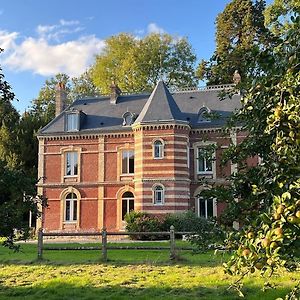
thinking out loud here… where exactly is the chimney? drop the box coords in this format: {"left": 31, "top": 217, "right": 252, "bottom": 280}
{"left": 110, "top": 81, "right": 121, "bottom": 104}
{"left": 233, "top": 70, "right": 241, "bottom": 85}
{"left": 55, "top": 82, "right": 67, "bottom": 116}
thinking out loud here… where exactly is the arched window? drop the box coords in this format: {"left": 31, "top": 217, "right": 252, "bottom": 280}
{"left": 122, "top": 191, "right": 134, "bottom": 220}
{"left": 153, "top": 185, "right": 164, "bottom": 205}
{"left": 197, "top": 107, "right": 211, "bottom": 123}
{"left": 153, "top": 140, "right": 164, "bottom": 159}
{"left": 65, "top": 192, "right": 77, "bottom": 222}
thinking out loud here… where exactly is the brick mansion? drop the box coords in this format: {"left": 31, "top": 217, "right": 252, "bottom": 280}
{"left": 37, "top": 78, "right": 252, "bottom": 232}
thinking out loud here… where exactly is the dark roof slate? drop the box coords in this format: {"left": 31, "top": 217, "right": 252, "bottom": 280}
{"left": 39, "top": 82, "right": 241, "bottom": 135}
{"left": 134, "top": 81, "right": 185, "bottom": 124}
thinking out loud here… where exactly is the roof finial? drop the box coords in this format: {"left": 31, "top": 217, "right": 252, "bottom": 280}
{"left": 159, "top": 51, "right": 163, "bottom": 81}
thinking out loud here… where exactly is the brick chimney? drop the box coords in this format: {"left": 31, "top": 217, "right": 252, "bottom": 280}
{"left": 55, "top": 82, "right": 67, "bottom": 116}
{"left": 110, "top": 81, "right": 121, "bottom": 104}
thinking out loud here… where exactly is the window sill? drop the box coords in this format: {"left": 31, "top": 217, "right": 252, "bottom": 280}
{"left": 63, "top": 221, "right": 77, "bottom": 224}
{"left": 153, "top": 202, "right": 164, "bottom": 206}
{"left": 153, "top": 157, "right": 164, "bottom": 160}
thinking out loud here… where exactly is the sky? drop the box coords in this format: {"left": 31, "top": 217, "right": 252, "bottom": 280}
{"left": 0, "top": 0, "right": 241, "bottom": 113}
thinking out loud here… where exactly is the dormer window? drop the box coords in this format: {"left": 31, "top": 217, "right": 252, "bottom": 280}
{"left": 197, "top": 107, "right": 211, "bottom": 123}
{"left": 66, "top": 113, "right": 79, "bottom": 131}
{"left": 122, "top": 111, "right": 135, "bottom": 126}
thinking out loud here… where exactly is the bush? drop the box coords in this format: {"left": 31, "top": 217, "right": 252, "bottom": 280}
{"left": 124, "top": 211, "right": 164, "bottom": 240}
{"left": 125, "top": 210, "right": 226, "bottom": 249}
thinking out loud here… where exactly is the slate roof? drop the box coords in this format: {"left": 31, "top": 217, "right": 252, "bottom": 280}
{"left": 135, "top": 80, "right": 186, "bottom": 124}
{"left": 39, "top": 82, "right": 241, "bottom": 136}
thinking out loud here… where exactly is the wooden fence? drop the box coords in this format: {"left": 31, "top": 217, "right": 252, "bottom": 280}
{"left": 37, "top": 226, "right": 195, "bottom": 261}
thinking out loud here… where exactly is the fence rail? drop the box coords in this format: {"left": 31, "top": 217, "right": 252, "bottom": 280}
{"left": 37, "top": 226, "right": 195, "bottom": 261}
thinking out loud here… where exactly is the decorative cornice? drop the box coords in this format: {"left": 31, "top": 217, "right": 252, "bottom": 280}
{"left": 132, "top": 123, "right": 191, "bottom": 132}
{"left": 38, "top": 131, "right": 134, "bottom": 141}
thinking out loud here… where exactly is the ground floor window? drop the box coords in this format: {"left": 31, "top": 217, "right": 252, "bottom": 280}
{"left": 65, "top": 192, "right": 77, "bottom": 222}
{"left": 122, "top": 191, "right": 134, "bottom": 220}
{"left": 197, "top": 197, "right": 215, "bottom": 219}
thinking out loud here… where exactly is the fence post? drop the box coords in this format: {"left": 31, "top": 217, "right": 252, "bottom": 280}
{"left": 102, "top": 227, "right": 107, "bottom": 262}
{"left": 37, "top": 228, "right": 43, "bottom": 260}
{"left": 170, "top": 225, "right": 176, "bottom": 260}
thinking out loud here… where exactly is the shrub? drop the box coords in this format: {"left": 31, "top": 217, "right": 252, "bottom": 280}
{"left": 124, "top": 211, "right": 164, "bottom": 240}
{"left": 125, "top": 210, "right": 226, "bottom": 248}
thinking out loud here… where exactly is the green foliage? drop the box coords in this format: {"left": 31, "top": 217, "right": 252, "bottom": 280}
{"left": 91, "top": 33, "right": 198, "bottom": 94}
{"left": 125, "top": 211, "right": 225, "bottom": 248}
{"left": 200, "top": 4, "right": 300, "bottom": 295}
{"left": 198, "top": 0, "right": 272, "bottom": 85}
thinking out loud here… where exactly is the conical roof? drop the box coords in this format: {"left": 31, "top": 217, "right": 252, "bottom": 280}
{"left": 134, "top": 81, "right": 185, "bottom": 124}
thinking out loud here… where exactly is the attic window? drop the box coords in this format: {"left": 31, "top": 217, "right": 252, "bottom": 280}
{"left": 66, "top": 113, "right": 79, "bottom": 131}
{"left": 122, "top": 111, "right": 135, "bottom": 126}
{"left": 197, "top": 107, "right": 211, "bottom": 123}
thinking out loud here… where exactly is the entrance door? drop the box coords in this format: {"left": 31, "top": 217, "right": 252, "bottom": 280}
{"left": 121, "top": 191, "right": 134, "bottom": 221}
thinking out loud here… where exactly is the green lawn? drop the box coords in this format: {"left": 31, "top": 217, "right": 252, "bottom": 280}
{"left": 0, "top": 241, "right": 299, "bottom": 300}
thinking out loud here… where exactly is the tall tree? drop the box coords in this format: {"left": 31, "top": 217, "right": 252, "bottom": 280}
{"left": 91, "top": 33, "right": 198, "bottom": 94}
{"left": 197, "top": 0, "right": 271, "bottom": 85}
{"left": 200, "top": 3, "right": 299, "bottom": 296}
{"left": 0, "top": 49, "right": 40, "bottom": 247}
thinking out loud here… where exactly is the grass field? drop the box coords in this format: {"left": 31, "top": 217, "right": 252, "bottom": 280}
{"left": 0, "top": 241, "right": 299, "bottom": 300}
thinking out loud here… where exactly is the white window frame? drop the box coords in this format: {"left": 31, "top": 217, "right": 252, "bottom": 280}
{"left": 187, "top": 145, "right": 190, "bottom": 168}
{"left": 65, "top": 151, "right": 78, "bottom": 177}
{"left": 197, "top": 197, "right": 217, "bottom": 219}
{"left": 64, "top": 193, "right": 78, "bottom": 223}
{"left": 153, "top": 184, "right": 165, "bottom": 205}
{"left": 121, "top": 150, "right": 134, "bottom": 174}
{"left": 153, "top": 139, "right": 164, "bottom": 159}
{"left": 66, "top": 113, "right": 79, "bottom": 131}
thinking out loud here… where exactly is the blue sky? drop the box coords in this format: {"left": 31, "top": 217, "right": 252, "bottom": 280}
{"left": 0, "top": 0, "right": 240, "bottom": 112}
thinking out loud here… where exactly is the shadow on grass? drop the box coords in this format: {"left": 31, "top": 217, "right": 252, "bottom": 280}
{"left": 0, "top": 281, "right": 293, "bottom": 300}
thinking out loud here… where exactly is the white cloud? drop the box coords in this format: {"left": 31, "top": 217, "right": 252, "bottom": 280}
{"left": 36, "top": 19, "right": 84, "bottom": 42}
{"left": 147, "top": 23, "right": 165, "bottom": 34}
{"left": 0, "top": 30, "right": 18, "bottom": 50}
{"left": 0, "top": 20, "right": 105, "bottom": 77}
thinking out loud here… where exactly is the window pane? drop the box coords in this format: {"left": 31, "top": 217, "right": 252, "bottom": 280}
{"left": 199, "top": 199, "right": 206, "bottom": 217}
{"left": 128, "top": 151, "right": 134, "bottom": 173}
{"left": 65, "top": 200, "right": 71, "bottom": 221}
{"left": 129, "top": 199, "right": 134, "bottom": 212}
{"left": 122, "top": 200, "right": 128, "bottom": 220}
{"left": 207, "top": 199, "right": 213, "bottom": 217}
{"left": 206, "top": 159, "right": 212, "bottom": 171}
{"left": 122, "top": 151, "right": 128, "bottom": 174}
{"left": 66, "top": 153, "right": 72, "bottom": 175}
{"left": 198, "top": 157, "right": 205, "bottom": 172}
{"left": 73, "top": 153, "right": 78, "bottom": 175}
{"left": 67, "top": 114, "right": 78, "bottom": 131}
{"left": 73, "top": 200, "right": 77, "bottom": 221}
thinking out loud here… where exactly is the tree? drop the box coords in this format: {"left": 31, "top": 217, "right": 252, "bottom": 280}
{"left": 91, "top": 33, "right": 198, "bottom": 94}
{"left": 197, "top": 0, "right": 272, "bottom": 85}
{"left": 200, "top": 4, "right": 299, "bottom": 297}
{"left": 0, "top": 49, "right": 42, "bottom": 248}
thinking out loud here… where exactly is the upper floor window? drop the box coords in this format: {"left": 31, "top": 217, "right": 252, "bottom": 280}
{"left": 66, "top": 113, "right": 79, "bottom": 131}
{"left": 153, "top": 184, "right": 164, "bottom": 205}
{"left": 65, "top": 151, "right": 78, "bottom": 176}
{"left": 153, "top": 140, "right": 164, "bottom": 159}
{"left": 197, "top": 148, "right": 213, "bottom": 174}
{"left": 65, "top": 192, "right": 77, "bottom": 222}
{"left": 122, "top": 150, "right": 134, "bottom": 174}
{"left": 197, "top": 107, "right": 211, "bottom": 123}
